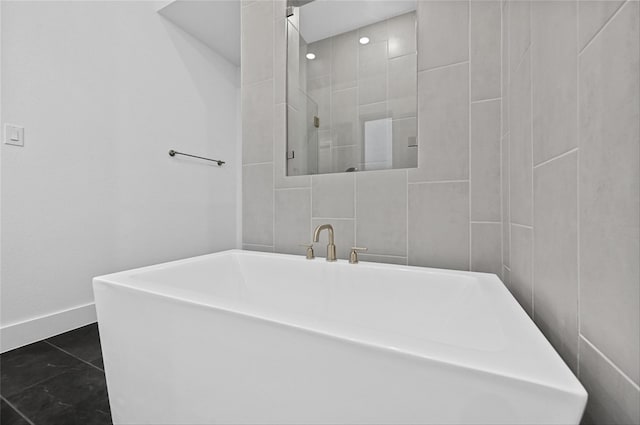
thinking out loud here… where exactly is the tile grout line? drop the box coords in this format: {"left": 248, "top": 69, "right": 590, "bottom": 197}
{"left": 418, "top": 60, "right": 469, "bottom": 74}
{"left": 506, "top": 0, "right": 513, "bottom": 290}
{"left": 274, "top": 186, "right": 309, "bottom": 191}
{"left": 579, "top": 0, "right": 629, "bottom": 56}
{"left": 529, "top": 1, "right": 535, "bottom": 318}
{"left": 512, "top": 222, "right": 533, "bottom": 229}
{"left": 576, "top": 0, "right": 582, "bottom": 377}
{"left": 0, "top": 395, "right": 36, "bottom": 425}
{"left": 243, "top": 161, "right": 274, "bottom": 167}
{"left": 244, "top": 243, "right": 274, "bottom": 248}
{"left": 309, "top": 175, "right": 313, "bottom": 246}
{"left": 272, "top": 5, "right": 278, "bottom": 254}
{"left": 353, "top": 174, "right": 357, "bottom": 249}
{"left": 408, "top": 179, "right": 470, "bottom": 185}
{"left": 533, "top": 147, "right": 579, "bottom": 169}
{"left": 500, "top": 0, "right": 505, "bottom": 280}
{"left": 406, "top": 169, "right": 409, "bottom": 266}
{"left": 468, "top": 0, "right": 472, "bottom": 271}
{"left": 44, "top": 341, "right": 104, "bottom": 373}
{"left": 580, "top": 335, "right": 640, "bottom": 391}
{"left": 471, "top": 97, "right": 501, "bottom": 104}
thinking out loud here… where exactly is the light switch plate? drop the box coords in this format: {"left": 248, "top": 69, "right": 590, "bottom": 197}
{"left": 4, "top": 124, "right": 25, "bottom": 147}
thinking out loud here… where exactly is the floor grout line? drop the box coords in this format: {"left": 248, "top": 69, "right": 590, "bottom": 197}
{"left": 0, "top": 395, "right": 36, "bottom": 425}
{"left": 44, "top": 341, "right": 104, "bottom": 373}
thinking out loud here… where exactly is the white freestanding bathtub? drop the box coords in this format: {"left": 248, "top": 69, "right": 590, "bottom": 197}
{"left": 93, "top": 249, "right": 587, "bottom": 424}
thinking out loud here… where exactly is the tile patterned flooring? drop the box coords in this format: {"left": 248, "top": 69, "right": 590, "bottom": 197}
{"left": 0, "top": 324, "right": 112, "bottom": 425}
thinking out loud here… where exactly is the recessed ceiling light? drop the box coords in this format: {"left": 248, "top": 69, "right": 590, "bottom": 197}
{"left": 306, "top": 53, "right": 316, "bottom": 60}
{"left": 359, "top": 37, "right": 370, "bottom": 45}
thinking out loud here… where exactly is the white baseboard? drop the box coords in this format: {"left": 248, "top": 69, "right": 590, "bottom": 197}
{"left": 0, "top": 303, "right": 97, "bottom": 353}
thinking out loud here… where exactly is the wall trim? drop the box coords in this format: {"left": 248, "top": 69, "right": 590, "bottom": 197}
{"left": 0, "top": 302, "right": 97, "bottom": 353}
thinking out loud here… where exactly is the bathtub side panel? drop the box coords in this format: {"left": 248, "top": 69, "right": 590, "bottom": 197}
{"left": 93, "top": 281, "right": 584, "bottom": 425}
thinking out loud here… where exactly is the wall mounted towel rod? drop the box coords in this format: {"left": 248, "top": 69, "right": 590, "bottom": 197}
{"left": 168, "top": 149, "right": 225, "bottom": 166}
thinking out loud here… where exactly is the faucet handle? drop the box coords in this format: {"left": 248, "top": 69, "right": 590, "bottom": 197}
{"left": 299, "top": 244, "right": 315, "bottom": 260}
{"left": 349, "top": 247, "right": 368, "bottom": 264}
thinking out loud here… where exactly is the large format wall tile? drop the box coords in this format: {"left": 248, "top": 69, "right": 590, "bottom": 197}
{"left": 531, "top": 1, "right": 577, "bottom": 165}
{"left": 331, "top": 30, "right": 358, "bottom": 91}
{"left": 387, "top": 12, "right": 416, "bottom": 59}
{"left": 501, "top": 133, "right": 510, "bottom": 268}
{"left": 509, "top": 0, "right": 530, "bottom": 74}
{"left": 470, "top": 100, "right": 501, "bottom": 222}
{"left": 408, "top": 182, "right": 469, "bottom": 270}
{"left": 242, "top": 79, "right": 273, "bottom": 164}
{"left": 417, "top": 0, "right": 469, "bottom": 71}
{"left": 533, "top": 151, "right": 579, "bottom": 371}
{"left": 471, "top": 222, "right": 502, "bottom": 275}
{"left": 579, "top": 337, "right": 640, "bottom": 425}
{"left": 470, "top": 1, "right": 501, "bottom": 101}
{"left": 509, "top": 51, "right": 532, "bottom": 226}
{"left": 306, "top": 38, "right": 331, "bottom": 80}
{"left": 410, "top": 63, "right": 469, "bottom": 182}
{"left": 388, "top": 54, "right": 417, "bottom": 119}
{"left": 331, "top": 88, "right": 358, "bottom": 147}
{"left": 356, "top": 170, "right": 407, "bottom": 256}
{"left": 312, "top": 173, "right": 355, "bottom": 219}
{"left": 501, "top": 0, "right": 510, "bottom": 137}
{"left": 241, "top": 1, "right": 273, "bottom": 85}
{"left": 242, "top": 163, "right": 274, "bottom": 246}
{"left": 510, "top": 224, "right": 532, "bottom": 316}
{"left": 274, "top": 18, "right": 286, "bottom": 104}
{"left": 274, "top": 104, "right": 310, "bottom": 189}
{"left": 392, "top": 117, "right": 418, "bottom": 169}
{"left": 275, "top": 188, "right": 311, "bottom": 255}
{"left": 579, "top": 0, "right": 640, "bottom": 384}
{"left": 578, "top": 0, "right": 625, "bottom": 51}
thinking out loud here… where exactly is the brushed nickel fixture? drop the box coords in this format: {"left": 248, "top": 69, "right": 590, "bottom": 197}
{"left": 349, "top": 247, "right": 368, "bottom": 264}
{"left": 299, "top": 244, "right": 315, "bottom": 259}
{"left": 313, "top": 224, "right": 337, "bottom": 262}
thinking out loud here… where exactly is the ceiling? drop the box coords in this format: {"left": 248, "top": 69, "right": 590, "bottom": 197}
{"left": 158, "top": 0, "right": 241, "bottom": 66}
{"left": 298, "top": 0, "right": 417, "bottom": 44}
{"left": 157, "top": 0, "right": 417, "bottom": 66}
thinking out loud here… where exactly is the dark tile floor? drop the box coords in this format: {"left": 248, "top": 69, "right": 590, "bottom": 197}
{"left": 0, "top": 323, "right": 112, "bottom": 425}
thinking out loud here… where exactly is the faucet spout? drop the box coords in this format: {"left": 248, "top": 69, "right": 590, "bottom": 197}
{"left": 313, "top": 224, "right": 337, "bottom": 262}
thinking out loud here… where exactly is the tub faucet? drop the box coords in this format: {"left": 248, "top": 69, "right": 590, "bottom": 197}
{"left": 313, "top": 224, "right": 337, "bottom": 262}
